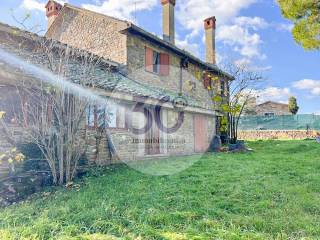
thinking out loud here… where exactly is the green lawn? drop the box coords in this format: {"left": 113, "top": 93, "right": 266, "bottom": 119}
{"left": 1, "top": 141, "right": 320, "bottom": 240}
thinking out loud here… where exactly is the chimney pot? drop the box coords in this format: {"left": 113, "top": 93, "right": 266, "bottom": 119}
{"left": 161, "top": 0, "right": 176, "bottom": 6}
{"left": 45, "top": 0, "right": 62, "bottom": 29}
{"left": 204, "top": 17, "right": 216, "bottom": 30}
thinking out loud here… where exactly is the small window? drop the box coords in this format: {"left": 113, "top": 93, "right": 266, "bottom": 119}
{"left": 220, "top": 79, "right": 225, "bottom": 96}
{"left": 145, "top": 47, "right": 169, "bottom": 76}
{"left": 86, "top": 104, "right": 128, "bottom": 129}
{"left": 153, "top": 51, "right": 160, "bottom": 74}
{"left": 116, "top": 106, "right": 126, "bottom": 128}
{"left": 264, "top": 112, "right": 275, "bottom": 117}
{"left": 86, "top": 105, "right": 95, "bottom": 127}
{"left": 107, "top": 105, "right": 117, "bottom": 128}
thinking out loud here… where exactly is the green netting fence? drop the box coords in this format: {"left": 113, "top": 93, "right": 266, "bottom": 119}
{"left": 238, "top": 114, "right": 320, "bottom": 130}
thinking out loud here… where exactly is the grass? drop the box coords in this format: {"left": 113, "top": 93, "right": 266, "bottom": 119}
{"left": 1, "top": 141, "right": 320, "bottom": 239}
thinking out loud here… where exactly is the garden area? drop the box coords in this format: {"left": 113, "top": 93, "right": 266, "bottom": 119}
{"left": 0, "top": 140, "right": 320, "bottom": 239}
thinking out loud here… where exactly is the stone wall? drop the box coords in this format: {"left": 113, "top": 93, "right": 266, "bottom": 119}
{"left": 107, "top": 108, "right": 217, "bottom": 161}
{"left": 85, "top": 130, "right": 112, "bottom": 166}
{"left": 238, "top": 130, "right": 320, "bottom": 140}
{"left": 6, "top": 4, "right": 221, "bottom": 162}
{"left": 126, "top": 34, "right": 228, "bottom": 111}
{"left": 165, "top": 111, "right": 195, "bottom": 156}
{"left": 46, "top": 7, "right": 128, "bottom": 64}
{"left": 46, "top": 6, "right": 229, "bottom": 112}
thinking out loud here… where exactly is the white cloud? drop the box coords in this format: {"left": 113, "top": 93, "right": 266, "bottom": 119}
{"left": 175, "top": 1, "right": 272, "bottom": 63}
{"left": 217, "top": 17, "right": 266, "bottom": 59}
{"left": 293, "top": 79, "right": 320, "bottom": 96}
{"left": 234, "top": 58, "right": 272, "bottom": 72}
{"left": 21, "top": 0, "right": 45, "bottom": 12}
{"left": 82, "top": 0, "right": 157, "bottom": 22}
{"left": 275, "top": 23, "right": 294, "bottom": 32}
{"left": 234, "top": 58, "right": 251, "bottom": 67}
{"left": 254, "top": 87, "right": 291, "bottom": 104}
{"left": 21, "top": 0, "right": 68, "bottom": 12}
{"left": 176, "top": 0, "right": 257, "bottom": 37}
{"left": 250, "top": 65, "right": 272, "bottom": 72}
{"left": 236, "top": 16, "right": 269, "bottom": 30}
{"left": 175, "top": 38, "right": 200, "bottom": 57}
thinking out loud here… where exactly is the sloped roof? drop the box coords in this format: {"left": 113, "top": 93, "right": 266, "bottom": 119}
{"left": 122, "top": 24, "right": 234, "bottom": 80}
{"left": 257, "top": 101, "right": 288, "bottom": 107}
{"left": 48, "top": 3, "right": 234, "bottom": 80}
{"left": 0, "top": 22, "right": 214, "bottom": 112}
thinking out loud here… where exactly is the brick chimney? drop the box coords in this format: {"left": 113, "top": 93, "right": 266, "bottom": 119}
{"left": 161, "top": 0, "right": 175, "bottom": 44}
{"left": 45, "top": 0, "right": 62, "bottom": 29}
{"left": 204, "top": 17, "right": 216, "bottom": 65}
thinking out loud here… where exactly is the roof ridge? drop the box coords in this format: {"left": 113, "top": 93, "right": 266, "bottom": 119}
{"left": 124, "top": 25, "right": 234, "bottom": 80}
{"left": 258, "top": 101, "right": 288, "bottom": 106}
{"left": 45, "top": 3, "right": 233, "bottom": 80}
{"left": 46, "top": 3, "right": 131, "bottom": 44}
{"left": 64, "top": 3, "right": 130, "bottom": 25}
{"left": 0, "top": 21, "right": 119, "bottom": 68}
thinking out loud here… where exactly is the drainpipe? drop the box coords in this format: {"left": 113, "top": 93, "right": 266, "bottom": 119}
{"left": 179, "top": 65, "right": 182, "bottom": 95}
{"left": 179, "top": 57, "right": 188, "bottom": 95}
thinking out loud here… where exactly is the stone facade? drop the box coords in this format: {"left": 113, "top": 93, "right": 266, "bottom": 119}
{"left": 126, "top": 34, "right": 226, "bottom": 110}
{"left": 104, "top": 108, "right": 216, "bottom": 162}
{"left": 46, "top": 6, "right": 128, "bottom": 65}
{"left": 0, "top": 16, "right": 225, "bottom": 206}
{"left": 46, "top": 5, "right": 228, "bottom": 111}
{"left": 256, "top": 101, "right": 291, "bottom": 116}
{"left": 42, "top": 4, "right": 227, "bottom": 162}
{"left": 1, "top": 3, "right": 234, "bottom": 166}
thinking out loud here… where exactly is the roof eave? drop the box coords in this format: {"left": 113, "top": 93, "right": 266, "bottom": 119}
{"left": 121, "top": 25, "right": 235, "bottom": 81}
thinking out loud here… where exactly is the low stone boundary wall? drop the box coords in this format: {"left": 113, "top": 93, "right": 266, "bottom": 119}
{"left": 238, "top": 130, "right": 320, "bottom": 140}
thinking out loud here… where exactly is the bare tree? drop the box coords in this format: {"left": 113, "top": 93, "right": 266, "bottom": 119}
{"left": 0, "top": 26, "right": 113, "bottom": 184}
{"left": 212, "top": 62, "right": 264, "bottom": 144}
{"left": 26, "top": 40, "right": 110, "bottom": 185}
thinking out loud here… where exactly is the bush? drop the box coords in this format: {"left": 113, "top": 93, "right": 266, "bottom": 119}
{"left": 17, "top": 142, "right": 43, "bottom": 159}
{"left": 16, "top": 143, "right": 49, "bottom": 171}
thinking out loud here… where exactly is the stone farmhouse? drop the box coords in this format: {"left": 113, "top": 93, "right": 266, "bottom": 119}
{"left": 0, "top": 0, "right": 233, "bottom": 166}
{"left": 256, "top": 101, "right": 291, "bottom": 117}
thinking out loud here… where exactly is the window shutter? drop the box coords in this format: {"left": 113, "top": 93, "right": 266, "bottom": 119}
{"left": 145, "top": 47, "right": 153, "bottom": 72}
{"left": 160, "top": 53, "right": 170, "bottom": 76}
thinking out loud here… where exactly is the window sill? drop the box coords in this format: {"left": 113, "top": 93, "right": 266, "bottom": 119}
{"left": 145, "top": 68, "right": 169, "bottom": 77}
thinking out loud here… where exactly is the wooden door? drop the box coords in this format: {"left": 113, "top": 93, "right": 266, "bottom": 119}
{"left": 145, "top": 108, "right": 160, "bottom": 155}
{"left": 194, "top": 115, "right": 208, "bottom": 153}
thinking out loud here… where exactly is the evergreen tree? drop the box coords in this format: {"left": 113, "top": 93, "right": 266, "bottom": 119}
{"left": 278, "top": 0, "right": 320, "bottom": 50}
{"left": 288, "top": 96, "right": 299, "bottom": 115}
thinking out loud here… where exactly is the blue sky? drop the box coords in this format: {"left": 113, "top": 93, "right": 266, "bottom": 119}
{"left": 0, "top": 0, "right": 319, "bottom": 114}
